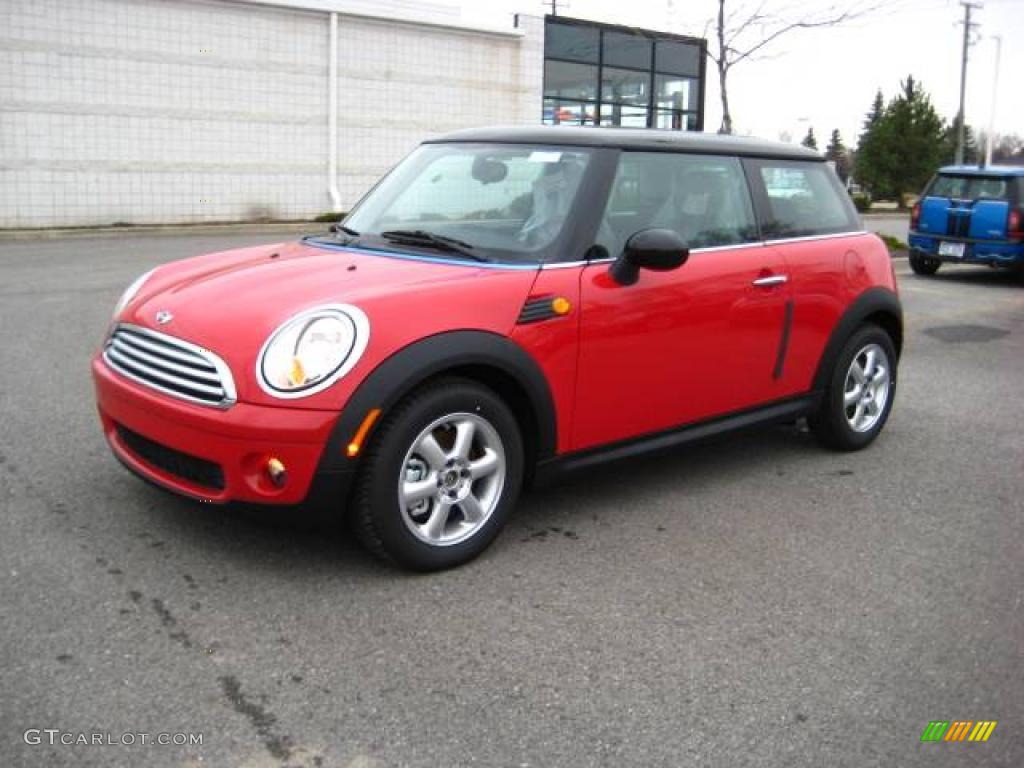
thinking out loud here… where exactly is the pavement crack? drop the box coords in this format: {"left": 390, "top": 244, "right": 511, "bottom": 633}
{"left": 151, "top": 597, "right": 176, "bottom": 627}
{"left": 218, "top": 675, "right": 293, "bottom": 761}
{"left": 150, "top": 597, "right": 192, "bottom": 648}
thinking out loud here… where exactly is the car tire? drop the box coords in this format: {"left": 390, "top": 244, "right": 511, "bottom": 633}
{"left": 809, "top": 325, "right": 897, "bottom": 452}
{"left": 351, "top": 377, "right": 523, "bottom": 571}
{"left": 909, "top": 251, "right": 940, "bottom": 275}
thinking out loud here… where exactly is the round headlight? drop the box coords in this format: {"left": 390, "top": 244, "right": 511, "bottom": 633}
{"left": 113, "top": 267, "right": 156, "bottom": 318}
{"left": 257, "top": 304, "right": 370, "bottom": 398}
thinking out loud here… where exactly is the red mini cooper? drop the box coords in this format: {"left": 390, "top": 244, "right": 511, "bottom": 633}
{"left": 93, "top": 127, "right": 902, "bottom": 570}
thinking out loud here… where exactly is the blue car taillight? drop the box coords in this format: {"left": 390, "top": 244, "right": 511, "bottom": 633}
{"left": 1008, "top": 209, "right": 1023, "bottom": 239}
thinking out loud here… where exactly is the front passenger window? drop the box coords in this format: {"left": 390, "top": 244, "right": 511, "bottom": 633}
{"left": 596, "top": 152, "right": 758, "bottom": 257}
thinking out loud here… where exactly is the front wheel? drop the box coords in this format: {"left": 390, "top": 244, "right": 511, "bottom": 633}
{"left": 809, "top": 325, "right": 897, "bottom": 451}
{"left": 351, "top": 378, "right": 523, "bottom": 571}
{"left": 909, "top": 251, "right": 941, "bottom": 275}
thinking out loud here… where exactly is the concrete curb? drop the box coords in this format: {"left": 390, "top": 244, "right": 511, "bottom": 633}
{"left": 0, "top": 222, "right": 332, "bottom": 241}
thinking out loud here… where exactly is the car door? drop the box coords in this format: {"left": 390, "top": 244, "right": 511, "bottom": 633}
{"left": 745, "top": 158, "right": 867, "bottom": 396}
{"left": 571, "top": 151, "right": 791, "bottom": 452}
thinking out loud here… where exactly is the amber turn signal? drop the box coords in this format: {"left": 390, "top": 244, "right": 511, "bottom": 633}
{"left": 551, "top": 296, "right": 571, "bottom": 315}
{"left": 287, "top": 356, "right": 306, "bottom": 387}
{"left": 346, "top": 408, "right": 382, "bottom": 457}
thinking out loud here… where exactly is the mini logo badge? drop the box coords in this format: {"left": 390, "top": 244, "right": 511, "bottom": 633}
{"left": 155, "top": 310, "right": 173, "bottom": 325}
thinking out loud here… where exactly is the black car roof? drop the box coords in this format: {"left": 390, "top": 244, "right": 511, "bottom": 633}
{"left": 427, "top": 125, "right": 823, "bottom": 161}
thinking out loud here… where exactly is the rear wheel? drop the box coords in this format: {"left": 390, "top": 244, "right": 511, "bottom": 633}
{"left": 909, "top": 251, "right": 941, "bottom": 275}
{"left": 809, "top": 325, "right": 897, "bottom": 451}
{"left": 351, "top": 378, "right": 523, "bottom": 571}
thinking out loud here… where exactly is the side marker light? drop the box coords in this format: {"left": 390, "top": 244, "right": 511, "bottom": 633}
{"left": 551, "top": 296, "right": 572, "bottom": 315}
{"left": 347, "top": 408, "right": 383, "bottom": 457}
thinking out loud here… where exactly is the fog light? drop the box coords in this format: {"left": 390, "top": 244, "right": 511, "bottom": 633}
{"left": 266, "top": 457, "right": 288, "bottom": 488}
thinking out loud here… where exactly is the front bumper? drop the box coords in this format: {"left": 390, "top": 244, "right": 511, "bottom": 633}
{"left": 93, "top": 355, "right": 344, "bottom": 505}
{"left": 908, "top": 232, "right": 1024, "bottom": 266}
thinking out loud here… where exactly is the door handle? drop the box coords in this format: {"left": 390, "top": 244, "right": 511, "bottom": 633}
{"left": 752, "top": 275, "right": 788, "bottom": 287}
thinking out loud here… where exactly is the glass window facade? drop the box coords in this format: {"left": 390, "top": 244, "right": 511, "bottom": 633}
{"left": 543, "top": 16, "right": 705, "bottom": 131}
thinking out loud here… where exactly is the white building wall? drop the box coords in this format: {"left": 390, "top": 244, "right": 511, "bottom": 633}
{"left": 0, "top": 0, "right": 544, "bottom": 228}
{"left": 333, "top": 12, "right": 543, "bottom": 207}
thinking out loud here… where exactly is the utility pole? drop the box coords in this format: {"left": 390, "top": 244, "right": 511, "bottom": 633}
{"left": 955, "top": 1, "right": 982, "bottom": 165}
{"left": 984, "top": 35, "right": 1001, "bottom": 167}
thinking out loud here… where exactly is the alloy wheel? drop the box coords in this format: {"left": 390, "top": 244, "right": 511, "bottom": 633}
{"left": 398, "top": 412, "right": 506, "bottom": 546}
{"left": 843, "top": 343, "right": 891, "bottom": 433}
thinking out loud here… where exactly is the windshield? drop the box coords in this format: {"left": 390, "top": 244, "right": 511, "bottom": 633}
{"left": 929, "top": 174, "right": 1011, "bottom": 201}
{"left": 341, "top": 143, "right": 594, "bottom": 263}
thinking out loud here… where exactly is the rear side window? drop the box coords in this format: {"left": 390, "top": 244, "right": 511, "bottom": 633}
{"left": 753, "top": 161, "right": 859, "bottom": 238}
{"left": 929, "top": 174, "right": 1011, "bottom": 201}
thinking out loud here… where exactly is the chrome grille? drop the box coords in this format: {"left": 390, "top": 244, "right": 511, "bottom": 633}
{"left": 103, "top": 324, "right": 237, "bottom": 408}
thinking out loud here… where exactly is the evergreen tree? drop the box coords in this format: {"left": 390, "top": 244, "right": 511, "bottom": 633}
{"left": 854, "top": 90, "right": 887, "bottom": 197}
{"left": 825, "top": 129, "right": 849, "bottom": 182}
{"left": 801, "top": 127, "right": 818, "bottom": 150}
{"left": 854, "top": 77, "right": 945, "bottom": 205}
{"left": 825, "top": 129, "right": 845, "bottom": 158}
{"left": 885, "top": 76, "right": 945, "bottom": 202}
{"left": 941, "top": 115, "right": 979, "bottom": 166}
{"left": 864, "top": 90, "right": 884, "bottom": 131}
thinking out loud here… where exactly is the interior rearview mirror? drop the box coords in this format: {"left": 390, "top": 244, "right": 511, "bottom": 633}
{"left": 471, "top": 155, "right": 509, "bottom": 185}
{"left": 609, "top": 228, "right": 689, "bottom": 286}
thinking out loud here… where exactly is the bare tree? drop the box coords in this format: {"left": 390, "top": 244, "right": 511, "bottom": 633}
{"left": 706, "top": 1, "right": 879, "bottom": 134}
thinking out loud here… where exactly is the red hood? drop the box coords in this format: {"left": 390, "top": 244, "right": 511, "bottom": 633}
{"left": 122, "top": 239, "right": 540, "bottom": 407}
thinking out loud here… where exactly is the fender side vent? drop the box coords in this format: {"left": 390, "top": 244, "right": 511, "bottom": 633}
{"left": 518, "top": 296, "right": 558, "bottom": 325}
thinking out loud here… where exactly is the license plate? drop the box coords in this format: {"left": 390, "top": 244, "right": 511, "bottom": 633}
{"left": 938, "top": 241, "right": 965, "bottom": 258}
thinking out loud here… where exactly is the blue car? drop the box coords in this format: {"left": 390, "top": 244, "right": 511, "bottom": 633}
{"left": 908, "top": 165, "right": 1024, "bottom": 275}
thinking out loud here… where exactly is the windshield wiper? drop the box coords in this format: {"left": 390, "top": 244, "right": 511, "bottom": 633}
{"left": 379, "top": 229, "right": 487, "bottom": 261}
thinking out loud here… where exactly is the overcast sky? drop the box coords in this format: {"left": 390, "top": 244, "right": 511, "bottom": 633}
{"left": 459, "top": 0, "right": 1022, "bottom": 149}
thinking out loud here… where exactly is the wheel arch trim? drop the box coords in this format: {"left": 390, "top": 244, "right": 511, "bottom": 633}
{"left": 812, "top": 287, "right": 903, "bottom": 394}
{"left": 317, "top": 330, "right": 557, "bottom": 476}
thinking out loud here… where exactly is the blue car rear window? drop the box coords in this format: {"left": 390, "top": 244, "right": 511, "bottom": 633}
{"left": 930, "top": 174, "right": 1010, "bottom": 201}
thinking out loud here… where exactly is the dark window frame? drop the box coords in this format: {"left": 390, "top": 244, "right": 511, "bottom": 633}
{"left": 543, "top": 15, "right": 706, "bottom": 131}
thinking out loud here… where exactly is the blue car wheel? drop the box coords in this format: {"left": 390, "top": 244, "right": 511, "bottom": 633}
{"left": 909, "top": 250, "right": 941, "bottom": 276}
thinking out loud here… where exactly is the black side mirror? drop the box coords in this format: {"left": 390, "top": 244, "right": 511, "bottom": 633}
{"left": 609, "top": 228, "right": 689, "bottom": 286}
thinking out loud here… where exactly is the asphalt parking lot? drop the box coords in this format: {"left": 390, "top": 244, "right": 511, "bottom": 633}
{"left": 1, "top": 230, "right": 1022, "bottom": 768}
